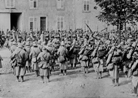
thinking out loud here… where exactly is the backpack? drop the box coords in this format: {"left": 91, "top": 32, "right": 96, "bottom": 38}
{"left": 15, "top": 50, "right": 23, "bottom": 66}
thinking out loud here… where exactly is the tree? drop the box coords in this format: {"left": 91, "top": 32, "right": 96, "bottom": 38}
{"left": 94, "top": 0, "right": 138, "bottom": 31}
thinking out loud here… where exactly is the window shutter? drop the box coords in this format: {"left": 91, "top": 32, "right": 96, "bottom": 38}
{"left": 84, "top": 0, "right": 87, "bottom": 11}
{"left": 61, "top": 0, "right": 64, "bottom": 9}
{"left": 61, "top": 16, "right": 64, "bottom": 30}
{"left": 57, "top": 0, "right": 61, "bottom": 9}
{"left": 11, "top": 0, "right": 15, "bottom": 8}
{"left": 29, "top": 17, "right": 34, "bottom": 31}
{"left": 87, "top": 0, "right": 89, "bottom": 11}
{"left": 34, "top": 17, "right": 38, "bottom": 31}
{"left": 58, "top": 16, "right": 61, "bottom": 30}
{"left": 33, "top": 0, "right": 38, "bottom": 8}
{"left": 29, "top": 0, "right": 34, "bottom": 9}
{"left": 83, "top": 0, "right": 90, "bottom": 12}
{"left": 5, "top": 0, "right": 10, "bottom": 8}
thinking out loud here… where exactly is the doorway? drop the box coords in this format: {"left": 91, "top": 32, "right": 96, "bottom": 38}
{"left": 40, "top": 17, "right": 46, "bottom": 32}
{"left": 10, "top": 13, "right": 21, "bottom": 30}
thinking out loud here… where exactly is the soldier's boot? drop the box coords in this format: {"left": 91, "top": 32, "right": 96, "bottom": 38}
{"left": 35, "top": 70, "right": 39, "bottom": 77}
{"left": 71, "top": 64, "right": 73, "bottom": 69}
{"left": 21, "top": 76, "right": 24, "bottom": 82}
{"left": 114, "top": 79, "right": 119, "bottom": 86}
{"left": 134, "top": 87, "right": 137, "bottom": 95}
{"left": 85, "top": 68, "right": 88, "bottom": 74}
{"left": 136, "top": 86, "right": 138, "bottom": 97}
{"left": 73, "top": 63, "right": 76, "bottom": 69}
{"left": 96, "top": 71, "right": 100, "bottom": 79}
{"left": 125, "top": 72, "right": 128, "bottom": 78}
{"left": 112, "top": 79, "right": 115, "bottom": 86}
{"left": 46, "top": 76, "right": 50, "bottom": 83}
{"left": 82, "top": 67, "right": 85, "bottom": 73}
{"left": 99, "top": 72, "right": 102, "bottom": 79}
{"left": 116, "top": 78, "right": 119, "bottom": 86}
{"left": 52, "top": 66, "right": 55, "bottom": 72}
{"left": 41, "top": 76, "right": 44, "bottom": 83}
{"left": 16, "top": 76, "right": 20, "bottom": 82}
{"left": 64, "top": 70, "right": 67, "bottom": 76}
{"left": 60, "top": 70, "right": 64, "bottom": 75}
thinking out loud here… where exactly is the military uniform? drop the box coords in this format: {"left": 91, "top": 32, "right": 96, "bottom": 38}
{"left": 69, "top": 38, "right": 78, "bottom": 68}
{"left": 122, "top": 42, "right": 134, "bottom": 77}
{"left": 108, "top": 46, "right": 122, "bottom": 86}
{"left": 97, "top": 45, "right": 108, "bottom": 78}
{"left": 30, "top": 42, "right": 41, "bottom": 76}
{"left": 24, "top": 41, "right": 32, "bottom": 73}
{"left": 11, "top": 43, "right": 26, "bottom": 82}
{"left": 79, "top": 46, "right": 89, "bottom": 73}
{"left": 57, "top": 41, "right": 68, "bottom": 75}
{"left": 37, "top": 46, "right": 51, "bottom": 83}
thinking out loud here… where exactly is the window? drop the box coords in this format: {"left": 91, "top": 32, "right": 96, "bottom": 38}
{"left": 57, "top": 16, "right": 64, "bottom": 31}
{"left": 29, "top": 0, "right": 38, "bottom": 9}
{"left": 5, "top": 0, "right": 15, "bottom": 8}
{"left": 57, "top": 0, "right": 64, "bottom": 10}
{"left": 83, "top": 19, "right": 89, "bottom": 31}
{"left": 29, "top": 17, "right": 38, "bottom": 31}
{"left": 83, "top": 0, "right": 90, "bottom": 12}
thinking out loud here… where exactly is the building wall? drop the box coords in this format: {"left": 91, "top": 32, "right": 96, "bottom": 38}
{"left": 74, "top": 0, "right": 106, "bottom": 31}
{"left": 0, "top": 0, "right": 110, "bottom": 33}
{"left": 0, "top": 13, "right": 10, "bottom": 32}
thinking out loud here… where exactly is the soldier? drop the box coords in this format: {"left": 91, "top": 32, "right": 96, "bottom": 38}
{"left": 10, "top": 41, "right": 17, "bottom": 53}
{"left": 37, "top": 46, "right": 51, "bottom": 83}
{"left": 30, "top": 41, "right": 41, "bottom": 76}
{"left": 127, "top": 41, "right": 138, "bottom": 96}
{"left": 69, "top": 35, "right": 78, "bottom": 68}
{"left": 97, "top": 43, "right": 109, "bottom": 79}
{"left": 11, "top": 43, "right": 26, "bottom": 82}
{"left": 91, "top": 41, "right": 101, "bottom": 78}
{"left": 9, "top": 41, "right": 17, "bottom": 74}
{"left": 57, "top": 41, "right": 68, "bottom": 75}
{"left": 122, "top": 39, "right": 134, "bottom": 78}
{"left": 24, "top": 41, "right": 32, "bottom": 73}
{"left": 79, "top": 45, "right": 90, "bottom": 74}
{"left": 107, "top": 44, "right": 122, "bottom": 86}
{"left": 52, "top": 35, "right": 60, "bottom": 49}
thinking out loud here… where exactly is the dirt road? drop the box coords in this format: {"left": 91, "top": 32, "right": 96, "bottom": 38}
{"left": 0, "top": 48, "right": 137, "bottom": 98}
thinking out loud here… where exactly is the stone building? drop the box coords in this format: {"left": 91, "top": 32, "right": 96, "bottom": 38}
{"left": 0, "top": 0, "right": 107, "bottom": 33}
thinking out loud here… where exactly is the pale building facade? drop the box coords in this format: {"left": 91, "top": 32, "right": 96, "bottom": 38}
{"left": 0, "top": 0, "right": 107, "bottom": 33}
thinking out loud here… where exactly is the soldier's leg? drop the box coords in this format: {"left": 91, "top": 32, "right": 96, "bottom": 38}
{"left": 85, "top": 61, "right": 89, "bottom": 73}
{"left": 73, "top": 56, "right": 77, "bottom": 68}
{"left": 20, "top": 67, "right": 26, "bottom": 82}
{"left": 34, "top": 63, "right": 39, "bottom": 77}
{"left": 15, "top": 66, "right": 20, "bottom": 82}
{"left": 45, "top": 68, "right": 50, "bottom": 82}
{"left": 114, "top": 65, "right": 120, "bottom": 86}
{"left": 64, "top": 62, "right": 67, "bottom": 75}
{"left": 40, "top": 68, "right": 44, "bottom": 83}
{"left": 35, "top": 70, "right": 39, "bottom": 77}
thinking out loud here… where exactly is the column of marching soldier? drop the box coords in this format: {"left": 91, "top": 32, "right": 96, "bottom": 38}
{"left": 1, "top": 29, "right": 138, "bottom": 96}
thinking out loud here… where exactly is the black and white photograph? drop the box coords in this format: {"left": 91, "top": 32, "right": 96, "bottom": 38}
{"left": 0, "top": 0, "right": 138, "bottom": 98}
